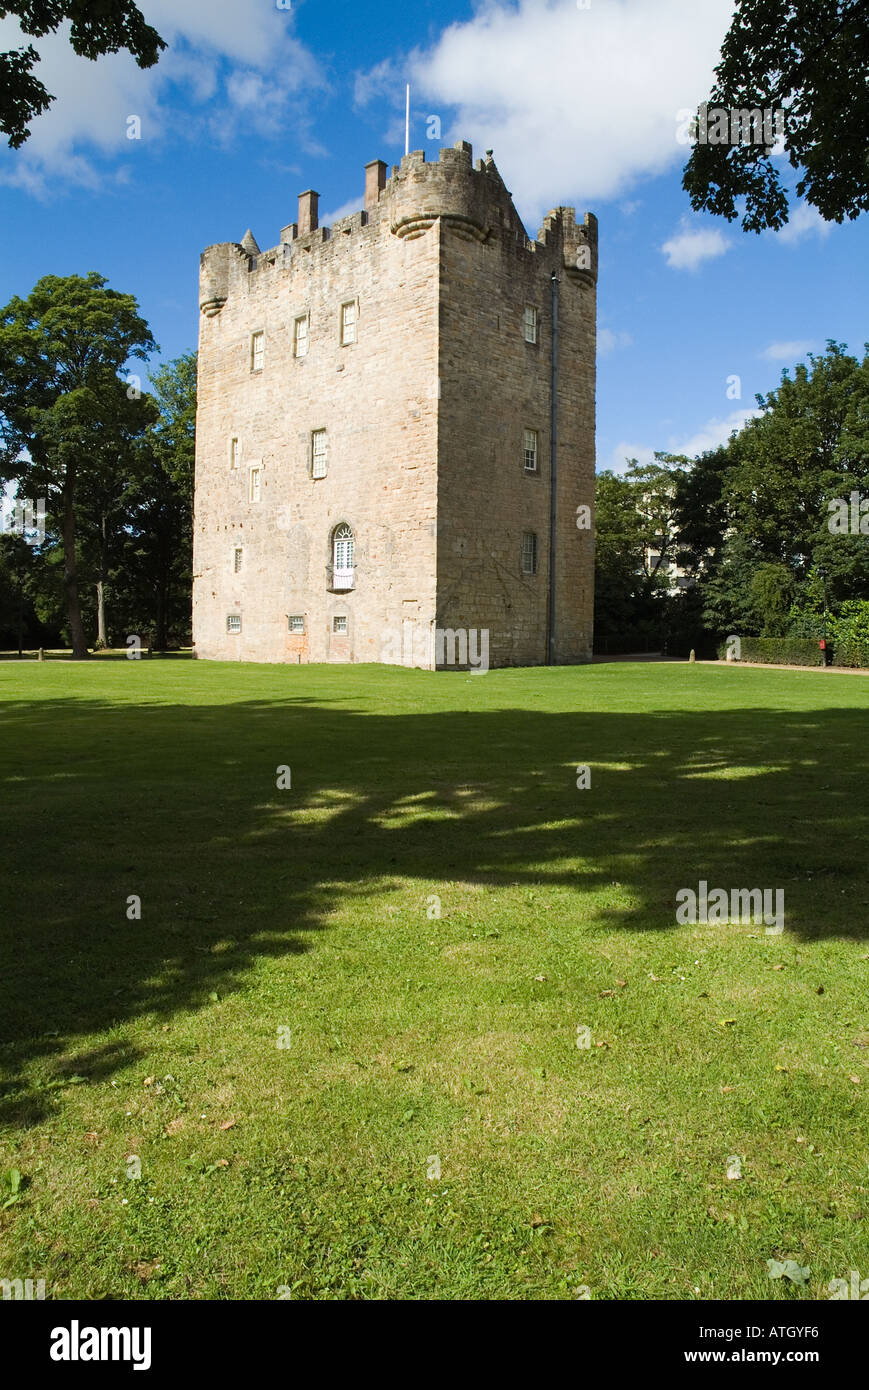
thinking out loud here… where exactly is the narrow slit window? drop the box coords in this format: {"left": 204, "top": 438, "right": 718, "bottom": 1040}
{"left": 312, "top": 429, "right": 328, "bottom": 479}
{"left": 251, "top": 332, "right": 264, "bottom": 372}
{"left": 524, "top": 305, "right": 538, "bottom": 343}
{"left": 341, "top": 301, "right": 357, "bottom": 345}
{"left": 249, "top": 466, "right": 261, "bottom": 503}
{"left": 524, "top": 429, "right": 538, "bottom": 473}
{"left": 294, "top": 315, "right": 308, "bottom": 358}
{"left": 230, "top": 437, "right": 240, "bottom": 470}
{"left": 233, "top": 547, "right": 243, "bottom": 573}
{"left": 522, "top": 531, "right": 538, "bottom": 576}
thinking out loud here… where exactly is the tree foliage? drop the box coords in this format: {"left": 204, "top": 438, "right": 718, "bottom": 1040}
{"left": 683, "top": 0, "right": 869, "bottom": 231}
{"left": 0, "top": 272, "right": 156, "bottom": 656}
{"left": 0, "top": 1, "right": 165, "bottom": 147}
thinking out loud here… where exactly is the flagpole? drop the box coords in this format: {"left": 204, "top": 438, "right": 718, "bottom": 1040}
{"left": 405, "top": 84, "right": 410, "bottom": 156}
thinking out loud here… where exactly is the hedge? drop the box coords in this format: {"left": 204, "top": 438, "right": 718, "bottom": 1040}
{"left": 717, "top": 636, "right": 824, "bottom": 666}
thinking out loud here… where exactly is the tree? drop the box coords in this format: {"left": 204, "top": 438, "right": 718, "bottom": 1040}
{"left": 0, "top": 273, "right": 156, "bottom": 658}
{"left": 673, "top": 343, "right": 869, "bottom": 640}
{"left": 1, "top": 2, "right": 165, "bottom": 148}
{"left": 116, "top": 354, "right": 196, "bottom": 650}
{"left": 683, "top": 0, "right": 869, "bottom": 232}
{"left": 594, "top": 456, "right": 690, "bottom": 652}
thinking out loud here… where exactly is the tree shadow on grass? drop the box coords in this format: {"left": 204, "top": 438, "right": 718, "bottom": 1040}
{"left": 0, "top": 689, "right": 867, "bottom": 1124}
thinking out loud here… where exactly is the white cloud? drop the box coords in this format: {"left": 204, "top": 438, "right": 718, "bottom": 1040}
{"left": 606, "top": 442, "right": 657, "bottom": 472}
{"left": 597, "top": 328, "right": 633, "bottom": 355}
{"left": 768, "top": 201, "right": 834, "bottom": 245}
{"left": 661, "top": 221, "right": 730, "bottom": 270}
{"left": 676, "top": 408, "right": 761, "bottom": 458}
{"left": 605, "top": 407, "right": 761, "bottom": 473}
{"left": 397, "top": 0, "right": 734, "bottom": 226}
{"left": 319, "top": 196, "right": 364, "bottom": 227}
{"left": 0, "top": 2, "right": 324, "bottom": 192}
{"left": 760, "top": 340, "right": 814, "bottom": 362}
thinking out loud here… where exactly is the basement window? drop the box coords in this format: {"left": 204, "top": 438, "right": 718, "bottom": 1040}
{"left": 333, "top": 615, "right": 348, "bottom": 633}
{"left": 288, "top": 615, "right": 305, "bottom": 634}
{"left": 226, "top": 614, "right": 242, "bottom": 634}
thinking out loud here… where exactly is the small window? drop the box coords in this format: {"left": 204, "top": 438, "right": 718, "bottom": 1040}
{"left": 333, "top": 615, "right": 348, "bottom": 633}
{"left": 288, "top": 615, "right": 305, "bottom": 634}
{"left": 226, "top": 614, "right": 242, "bottom": 634}
{"left": 312, "top": 429, "right": 328, "bottom": 479}
{"left": 340, "top": 300, "right": 357, "bottom": 345}
{"left": 294, "top": 315, "right": 308, "bottom": 358}
{"left": 249, "top": 466, "right": 261, "bottom": 503}
{"left": 251, "top": 331, "right": 264, "bottom": 372}
{"left": 524, "top": 429, "right": 538, "bottom": 473}
{"left": 522, "top": 531, "right": 538, "bottom": 576}
{"left": 229, "top": 437, "right": 240, "bottom": 470}
{"left": 524, "top": 305, "right": 538, "bottom": 344}
{"left": 233, "top": 547, "right": 243, "bottom": 573}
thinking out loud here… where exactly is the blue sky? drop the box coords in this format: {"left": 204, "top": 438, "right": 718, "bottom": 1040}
{"left": 0, "top": 0, "right": 866, "bottom": 473}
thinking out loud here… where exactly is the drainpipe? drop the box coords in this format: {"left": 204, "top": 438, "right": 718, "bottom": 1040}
{"left": 547, "top": 269, "right": 559, "bottom": 665}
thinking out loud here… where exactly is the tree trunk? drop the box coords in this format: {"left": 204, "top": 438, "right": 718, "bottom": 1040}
{"left": 95, "top": 512, "right": 108, "bottom": 647}
{"left": 96, "top": 580, "right": 106, "bottom": 646}
{"left": 155, "top": 576, "right": 167, "bottom": 651}
{"left": 16, "top": 581, "right": 24, "bottom": 658}
{"left": 62, "top": 467, "right": 88, "bottom": 659}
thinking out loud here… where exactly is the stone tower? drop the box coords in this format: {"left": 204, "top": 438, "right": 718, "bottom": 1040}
{"left": 192, "top": 141, "right": 597, "bottom": 667}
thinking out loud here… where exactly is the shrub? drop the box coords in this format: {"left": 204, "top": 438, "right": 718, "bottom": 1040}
{"left": 829, "top": 600, "right": 869, "bottom": 668}
{"left": 717, "top": 636, "right": 824, "bottom": 666}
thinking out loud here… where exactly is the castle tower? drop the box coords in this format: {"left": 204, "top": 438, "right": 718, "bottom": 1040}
{"left": 192, "top": 141, "right": 597, "bottom": 667}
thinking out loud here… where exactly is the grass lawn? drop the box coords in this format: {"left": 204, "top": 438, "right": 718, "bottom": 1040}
{"left": 0, "top": 658, "right": 867, "bottom": 1301}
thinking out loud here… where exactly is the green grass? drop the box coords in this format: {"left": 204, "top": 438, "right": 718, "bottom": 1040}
{"left": 0, "top": 658, "right": 867, "bottom": 1300}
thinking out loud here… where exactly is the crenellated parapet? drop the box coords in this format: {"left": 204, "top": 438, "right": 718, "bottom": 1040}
{"left": 538, "top": 208, "right": 598, "bottom": 286}
{"left": 198, "top": 140, "right": 596, "bottom": 317}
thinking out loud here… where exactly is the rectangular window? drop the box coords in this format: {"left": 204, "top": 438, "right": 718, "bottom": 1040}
{"left": 340, "top": 300, "right": 357, "bottom": 345}
{"left": 524, "top": 305, "right": 538, "bottom": 344}
{"left": 312, "top": 429, "right": 328, "bottom": 479}
{"left": 294, "top": 315, "right": 308, "bottom": 358}
{"left": 251, "top": 331, "right": 264, "bottom": 372}
{"left": 249, "top": 466, "right": 261, "bottom": 503}
{"left": 288, "top": 615, "right": 305, "bottom": 634}
{"left": 233, "top": 547, "right": 243, "bottom": 573}
{"left": 524, "top": 428, "right": 538, "bottom": 473}
{"left": 226, "top": 614, "right": 242, "bottom": 634}
{"left": 522, "top": 531, "right": 538, "bottom": 576}
{"left": 229, "top": 436, "right": 240, "bottom": 470}
{"left": 333, "top": 615, "right": 348, "bottom": 634}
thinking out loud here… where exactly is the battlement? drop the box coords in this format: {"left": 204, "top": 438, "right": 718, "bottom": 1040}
{"left": 199, "top": 140, "right": 596, "bottom": 317}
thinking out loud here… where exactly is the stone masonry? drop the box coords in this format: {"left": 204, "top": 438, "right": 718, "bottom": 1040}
{"left": 192, "top": 141, "right": 597, "bottom": 667}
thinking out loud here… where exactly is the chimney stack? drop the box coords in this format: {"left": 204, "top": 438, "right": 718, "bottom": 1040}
{"left": 364, "top": 160, "right": 387, "bottom": 210}
{"left": 298, "top": 190, "right": 319, "bottom": 236}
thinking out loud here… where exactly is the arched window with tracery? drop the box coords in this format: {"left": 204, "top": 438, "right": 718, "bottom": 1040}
{"left": 332, "top": 523, "right": 355, "bottom": 590}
